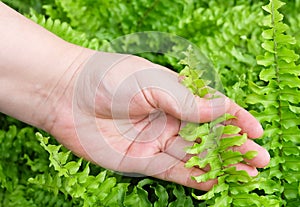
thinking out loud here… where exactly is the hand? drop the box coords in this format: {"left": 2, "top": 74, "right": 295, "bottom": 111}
{"left": 0, "top": 3, "right": 269, "bottom": 190}
{"left": 47, "top": 51, "right": 270, "bottom": 191}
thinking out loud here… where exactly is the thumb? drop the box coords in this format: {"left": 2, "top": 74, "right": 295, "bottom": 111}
{"left": 136, "top": 67, "right": 230, "bottom": 123}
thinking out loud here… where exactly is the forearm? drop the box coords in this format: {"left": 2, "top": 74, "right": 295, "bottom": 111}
{"left": 0, "top": 2, "right": 94, "bottom": 130}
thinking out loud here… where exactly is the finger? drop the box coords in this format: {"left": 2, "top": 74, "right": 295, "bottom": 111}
{"left": 225, "top": 101, "right": 263, "bottom": 139}
{"left": 135, "top": 65, "right": 262, "bottom": 138}
{"left": 138, "top": 68, "right": 231, "bottom": 123}
{"left": 232, "top": 139, "right": 270, "bottom": 168}
{"left": 152, "top": 89, "right": 231, "bottom": 123}
{"left": 144, "top": 71, "right": 263, "bottom": 139}
{"left": 152, "top": 155, "right": 217, "bottom": 191}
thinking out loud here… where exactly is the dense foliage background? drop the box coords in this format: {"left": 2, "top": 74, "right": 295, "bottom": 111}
{"left": 0, "top": 0, "right": 299, "bottom": 206}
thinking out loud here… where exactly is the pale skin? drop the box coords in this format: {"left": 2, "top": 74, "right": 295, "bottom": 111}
{"left": 0, "top": 2, "right": 270, "bottom": 191}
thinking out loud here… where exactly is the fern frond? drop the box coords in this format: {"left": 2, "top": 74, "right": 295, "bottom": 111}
{"left": 247, "top": 0, "right": 300, "bottom": 205}
{"left": 179, "top": 48, "right": 274, "bottom": 207}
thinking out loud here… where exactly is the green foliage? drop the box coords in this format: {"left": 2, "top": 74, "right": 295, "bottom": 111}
{"left": 32, "top": 132, "right": 198, "bottom": 206}
{"left": 1, "top": 0, "right": 52, "bottom": 13}
{"left": 1, "top": 0, "right": 300, "bottom": 206}
{"left": 42, "top": 0, "right": 192, "bottom": 39}
{"left": 246, "top": 0, "right": 300, "bottom": 206}
{"left": 179, "top": 52, "right": 275, "bottom": 206}
{"left": 0, "top": 115, "right": 73, "bottom": 207}
{"left": 30, "top": 133, "right": 123, "bottom": 206}
{"left": 179, "top": 46, "right": 214, "bottom": 97}
{"left": 0, "top": 120, "right": 196, "bottom": 206}
{"left": 28, "top": 9, "right": 105, "bottom": 50}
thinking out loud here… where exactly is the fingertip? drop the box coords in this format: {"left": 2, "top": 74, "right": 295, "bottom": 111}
{"left": 233, "top": 139, "right": 270, "bottom": 169}
{"left": 254, "top": 147, "right": 270, "bottom": 168}
{"left": 250, "top": 122, "right": 264, "bottom": 139}
{"left": 246, "top": 141, "right": 270, "bottom": 169}
{"left": 235, "top": 164, "right": 258, "bottom": 177}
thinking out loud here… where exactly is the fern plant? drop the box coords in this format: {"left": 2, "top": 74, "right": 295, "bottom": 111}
{"left": 28, "top": 10, "right": 104, "bottom": 50}
{"left": 178, "top": 48, "right": 277, "bottom": 207}
{"left": 247, "top": 0, "right": 300, "bottom": 206}
{"left": 29, "top": 133, "right": 197, "bottom": 207}
{"left": 0, "top": 116, "right": 73, "bottom": 207}
{"left": 1, "top": 0, "right": 300, "bottom": 206}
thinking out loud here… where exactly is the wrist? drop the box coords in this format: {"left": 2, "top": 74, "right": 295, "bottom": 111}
{"left": 0, "top": 42, "right": 95, "bottom": 130}
{"left": 30, "top": 45, "right": 96, "bottom": 132}
{"left": 0, "top": 3, "right": 96, "bottom": 130}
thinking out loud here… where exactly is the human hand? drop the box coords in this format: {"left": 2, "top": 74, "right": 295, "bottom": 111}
{"left": 0, "top": 3, "right": 269, "bottom": 190}
{"left": 46, "top": 51, "right": 270, "bottom": 191}
{"left": 0, "top": 2, "right": 268, "bottom": 191}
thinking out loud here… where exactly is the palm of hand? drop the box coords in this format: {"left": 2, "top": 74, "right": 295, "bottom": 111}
{"left": 73, "top": 53, "right": 191, "bottom": 176}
